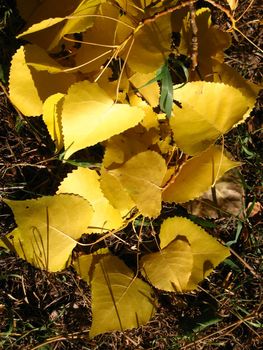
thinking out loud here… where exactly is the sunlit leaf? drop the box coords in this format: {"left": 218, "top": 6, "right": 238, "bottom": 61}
{"left": 74, "top": 2, "right": 120, "bottom": 73}
{"left": 212, "top": 60, "right": 260, "bottom": 122}
{"left": 57, "top": 167, "right": 123, "bottom": 233}
{"left": 179, "top": 8, "right": 231, "bottom": 77}
{"left": 123, "top": 14, "right": 172, "bottom": 73}
{"left": 61, "top": 80, "right": 144, "bottom": 158}
{"left": 171, "top": 82, "right": 249, "bottom": 155}
{"left": 90, "top": 254, "right": 156, "bottom": 337}
{"left": 159, "top": 217, "right": 230, "bottom": 289}
{"left": 141, "top": 238, "right": 193, "bottom": 292}
{"left": 109, "top": 150, "right": 167, "bottom": 217}
{"left": 43, "top": 93, "right": 64, "bottom": 150}
{"left": 16, "top": 0, "right": 84, "bottom": 49}
{"left": 100, "top": 167, "right": 136, "bottom": 217}
{"left": 1, "top": 195, "right": 93, "bottom": 272}
{"left": 9, "top": 45, "right": 75, "bottom": 116}
{"left": 129, "top": 71, "right": 160, "bottom": 107}
{"left": 163, "top": 146, "right": 241, "bottom": 203}
{"left": 226, "top": 0, "right": 239, "bottom": 11}
{"left": 17, "top": 0, "right": 103, "bottom": 50}
{"left": 9, "top": 46, "right": 42, "bottom": 116}
{"left": 17, "top": 18, "right": 66, "bottom": 39}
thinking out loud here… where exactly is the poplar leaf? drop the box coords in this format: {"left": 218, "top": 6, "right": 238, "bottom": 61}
{"left": 57, "top": 167, "right": 123, "bottom": 233}
{"left": 90, "top": 254, "right": 156, "bottom": 337}
{"left": 109, "top": 151, "right": 167, "bottom": 217}
{"left": 159, "top": 217, "right": 230, "bottom": 289}
{"left": 226, "top": 0, "right": 239, "bottom": 11}
{"left": 184, "top": 169, "right": 245, "bottom": 218}
{"left": 73, "top": 250, "right": 109, "bottom": 285}
{"left": 212, "top": 60, "right": 260, "bottom": 122}
{"left": 179, "top": 8, "right": 230, "bottom": 77}
{"left": 16, "top": 18, "right": 66, "bottom": 39}
{"left": 163, "top": 146, "right": 241, "bottom": 203}
{"left": 17, "top": 0, "right": 102, "bottom": 50}
{"left": 100, "top": 167, "right": 136, "bottom": 217}
{"left": 9, "top": 46, "right": 42, "bottom": 116}
{"left": 74, "top": 2, "right": 120, "bottom": 73}
{"left": 16, "top": 0, "right": 83, "bottom": 49}
{"left": 43, "top": 93, "right": 64, "bottom": 151}
{"left": 1, "top": 195, "right": 93, "bottom": 272}
{"left": 124, "top": 14, "right": 172, "bottom": 73}
{"left": 49, "top": 0, "right": 103, "bottom": 50}
{"left": 171, "top": 82, "right": 249, "bottom": 155}
{"left": 25, "top": 44, "right": 66, "bottom": 73}
{"left": 9, "top": 45, "right": 75, "bottom": 116}
{"left": 61, "top": 81, "right": 144, "bottom": 158}
{"left": 141, "top": 239, "right": 193, "bottom": 292}
{"left": 129, "top": 72, "right": 160, "bottom": 107}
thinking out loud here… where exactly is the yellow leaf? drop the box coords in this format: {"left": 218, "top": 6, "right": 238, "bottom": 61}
{"left": 159, "top": 217, "right": 230, "bottom": 289}
{"left": 129, "top": 94, "right": 160, "bottom": 131}
{"left": 171, "top": 82, "right": 249, "bottom": 155}
{"left": 74, "top": 2, "right": 120, "bottom": 73}
{"left": 1, "top": 195, "right": 93, "bottom": 272}
{"left": 102, "top": 123, "right": 158, "bottom": 169}
{"left": 100, "top": 167, "right": 136, "bottom": 217}
{"left": 43, "top": 93, "right": 64, "bottom": 151}
{"left": 9, "top": 46, "right": 42, "bottom": 116}
{"left": 212, "top": 60, "right": 260, "bottom": 122}
{"left": 57, "top": 167, "right": 123, "bottom": 233}
{"left": 16, "top": 0, "right": 79, "bottom": 23}
{"left": 124, "top": 14, "right": 172, "bottom": 73}
{"left": 179, "top": 8, "right": 230, "bottom": 77}
{"left": 90, "top": 254, "right": 156, "bottom": 337}
{"left": 17, "top": 0, "right": 102, "bottom": 50}
{"left": 163, "top": 146, "right": 241, "bottom": 203}
{"left": 72, "top": 250, "right": 109, "bottom": 285}
{"left": 129, "top": 72, "right": 160, "bottom": 107}
{"left": 16, "top": 0, "right": 82, "bottom": 49}
{"left": 17, "top": 18, "right": 66, "bottom": 39}
{"left": 25, "top": 44, "right": 67, "bottom": 73}
{"left": 226, "top": 0, "right": 239, "bottom": 11}
{"left": 9, "top": 45, "right": 75, "bottom": 116}
{"left": 109, "top": 150, "right": 167, "bottom": 217}
{"left": 61, "top": 81, "right": 144, "bottom": 158}
{"left": 141, "top": 239, "right": 193, "bottom": 292}
{"left": 49, "top": 0, "right": 103, "bottom": 50}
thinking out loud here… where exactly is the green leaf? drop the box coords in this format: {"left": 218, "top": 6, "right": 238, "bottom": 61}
{"left": 159, "top": 61, "right": 173, "bottom": 118}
